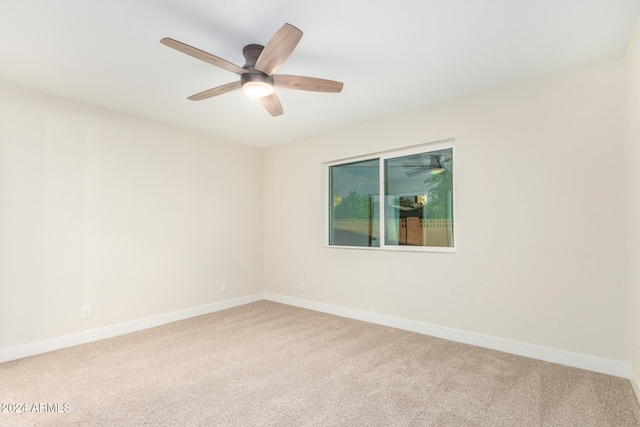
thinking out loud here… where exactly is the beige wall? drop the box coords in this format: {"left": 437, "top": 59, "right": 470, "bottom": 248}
{"left": 264, "top": 57, "right": 628, "bottom": 362}
{"left": 0, "top": 82, "right": 263, "bottom": 350}
{"left": 0, "top": 40, "right": 635, "bottom": 378}
{"left": 626, "top": 13, "right": 640, "bottom": 394}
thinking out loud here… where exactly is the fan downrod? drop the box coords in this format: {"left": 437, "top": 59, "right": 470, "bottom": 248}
{"left": 241, "top": 44, "right": 274, "bottom": 91}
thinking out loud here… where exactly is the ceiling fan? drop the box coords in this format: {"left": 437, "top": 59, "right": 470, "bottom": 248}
{"left": 161, "top": 23, "right": 344, "bottom": 117}
{"left": 403, "top": 154, "right": 450, "bottom": 177}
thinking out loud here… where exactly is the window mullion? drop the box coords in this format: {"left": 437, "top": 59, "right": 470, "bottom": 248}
{"left": 379, "top": 156, "right": 386, "bottom": 249}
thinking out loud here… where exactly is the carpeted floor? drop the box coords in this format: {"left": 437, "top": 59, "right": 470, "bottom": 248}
{"left": 1, "top": 301, "right": 639, "bottom": 426}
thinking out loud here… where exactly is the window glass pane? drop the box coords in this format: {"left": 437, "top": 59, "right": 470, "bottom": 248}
{"left": 384, "top": 148, "right": 453, "bottom": 247}
{"left": 329, "top": 159, "right": 380, "bottom": 247}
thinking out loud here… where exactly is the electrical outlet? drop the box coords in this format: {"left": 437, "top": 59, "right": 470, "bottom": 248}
{"left": 81, "top": 305, "right": 92, "bottom": 319}
{"left": 299, "top": 281, "right": 305, "bottom": 291}
{"left": 221, "top": 282, "right": 227, "bottom": 292}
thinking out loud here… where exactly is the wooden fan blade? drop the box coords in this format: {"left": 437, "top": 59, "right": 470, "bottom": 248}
{"left": 404, "top": 166, "right": 431, "bottom": 177}
{"left": 161, "top": 38, "right": 247, "bottom": 75}
{"left": 188, "top": 81, "right": 241, "bottom": 101}
{"left": 274, "top": 74, "right": 343, "bottom": 93}
{"left": 259, "top": 93, "right": 284, "bottom": 117}
{"left": 254, "top": 24, "right": 303, "bottom": 76}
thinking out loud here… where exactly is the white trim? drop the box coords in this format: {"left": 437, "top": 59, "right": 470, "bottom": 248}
{"left": 323, "top": 138, "right": 455, "bottom": 167}
{"left": 0, "top": 294, "right": 263, "bottom": 364}
{"left": 321, "top": 244, "right": 456, "bottom": 254}
{"left": 631, "top": 363, "right": 640, "bottom": 407}
{"left": 264, "top": 292, "right": 630, "bottom": 379}
{"left": 2, "top": 292, "right": 631, "bottom": 381}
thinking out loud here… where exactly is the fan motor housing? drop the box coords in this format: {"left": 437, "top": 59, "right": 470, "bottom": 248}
{"left": 241, "top": 70, "right": 274, "bottom": 87}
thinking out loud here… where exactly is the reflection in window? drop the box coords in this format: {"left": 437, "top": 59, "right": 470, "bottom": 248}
{"left": 329, "top": 159, "right": 380, "bottom": 247}
{"left": 385, "top": 148, "right": 453, "bottom": 247}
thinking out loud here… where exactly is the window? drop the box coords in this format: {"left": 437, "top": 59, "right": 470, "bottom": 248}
{"left": 329, "top": 158, "right": 380, "bottom": 247}
{"left": 328, "top": 142, "right": 454, "bottom": 251}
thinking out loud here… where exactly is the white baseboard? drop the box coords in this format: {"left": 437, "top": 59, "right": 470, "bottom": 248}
{"left": 0, "top": 293, "right": 263, "bottom": 364}
{"left": 2, "top": 292, "right": 631, "bottom": 381}
{"left": 264, "top": 293, "right": 630, "bottom": 379}
{"left": 631, "top": 364, "right": 640, "bottom": 407}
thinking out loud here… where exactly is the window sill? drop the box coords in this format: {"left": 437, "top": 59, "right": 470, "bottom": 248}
{"left": 323, "top": 245, "right": 456, "bottom": 254}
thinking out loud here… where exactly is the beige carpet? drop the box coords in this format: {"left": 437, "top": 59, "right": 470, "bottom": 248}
{"left": 1, "top": 301, "right": 639, "bottom": 426}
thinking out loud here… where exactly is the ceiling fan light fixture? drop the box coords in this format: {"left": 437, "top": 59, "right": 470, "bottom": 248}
{"left": 162, "top": 24, "right": 343, "bottom": 116}
{"left": 430, "top": 167, "right": 444, "bottom": 175}
{"left": 242, "top": 80, "right": 274, "bottom": 98}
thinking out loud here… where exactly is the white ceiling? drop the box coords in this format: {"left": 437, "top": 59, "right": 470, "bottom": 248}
{"left": 1, "top": 1, "right": 639, "bottom": 148}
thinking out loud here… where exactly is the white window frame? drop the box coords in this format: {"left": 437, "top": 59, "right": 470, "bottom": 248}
{"left": 325, "top": 139, "right": 456, "bottom": 253}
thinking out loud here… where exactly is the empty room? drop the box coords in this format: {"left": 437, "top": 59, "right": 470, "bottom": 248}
{"left": 2, "top": 1, "right": 640, "bottom": 425}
